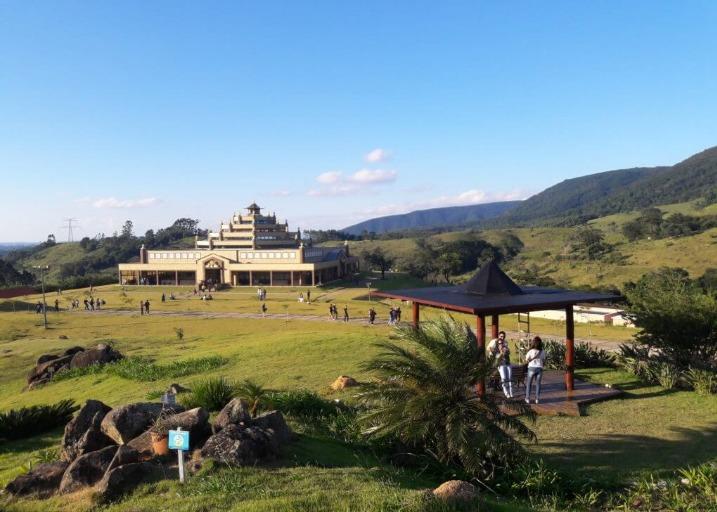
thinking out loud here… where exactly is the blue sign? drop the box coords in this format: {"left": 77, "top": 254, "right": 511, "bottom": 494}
{"left": 168, "top": 429, "right": 190, "bottom": 451}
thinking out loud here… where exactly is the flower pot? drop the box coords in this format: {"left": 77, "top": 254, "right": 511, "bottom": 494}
{"left": 151, "top": 433, "right": 169, "bottom": 456}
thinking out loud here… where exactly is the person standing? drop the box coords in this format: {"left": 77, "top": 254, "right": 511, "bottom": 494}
{"left": 144, "top": 299, "right": 150, "bottom": 315}
{"left": 396, "top": 307, "right": 401, "bottom": 322}
{"left": 140, "top": 301, "right": 144, "bottom": 316}
{"left": 368, "top": 308, "right": 376, "bottom": 324}
{"left": 343, "top": 305, "right": 349, "bottom": 322}
{"left": 525, "top": 336, "right": 545, "bottom": 404}
{"left": 261, "top": 302, "right": 267, "bottom": 317}
{"left": 161, "top": 293, "right": 166, "bottom": 303}
{"left": 496, "top": 332, "right": 513, "bottom": 398}
{"left": 306, "top": 290, "right": 311, "bottom": 304}
{"left": 54, "top": 299, "right": 60, "bottom": 312}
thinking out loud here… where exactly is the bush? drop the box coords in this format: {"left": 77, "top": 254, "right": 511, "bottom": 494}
{"left": 181, "top": 377, "right": 235, "bottom": 411}
{"left": 575, "top": 342, "right": 615, "bottom": 368}
{"left": 652, "top": 362, "right": 682, "bottom": 390}
{"left": 267, "top": 389, "right": 344, "bottom": 420}
{"left": 616, "top": 344, "right": 656, "bottom": 384}
{"left": 686, "top": 368, "right": 716, "bottom": 395}
{"left": 0, "top": 400, "right": 79, "bottom": 441}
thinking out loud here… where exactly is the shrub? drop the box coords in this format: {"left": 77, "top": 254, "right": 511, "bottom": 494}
{"left": 652, "top": 362, "right": 682, "bottom": 390}
{"left": 616, "top": 344, "right": 656, "bottom": 384}
{"left": 235, "top": 379, "right": 269, "bottom": 417}
{"left": 175, "top": 327, "right": 184, "bottom": 341}
{"left": 686, "top": 368, "right": 716, "bottom": 395}
{"left": 0, "top": 400, "right": 79, "bottom": 441}
{"left": 181, "top": 377, "right": 235, "bottom": 411}
{"left": 575, "top": 342, "right": 615, "bottom": 368}
{"left": 267, "top": 389, "right": 343, "bottom": 420}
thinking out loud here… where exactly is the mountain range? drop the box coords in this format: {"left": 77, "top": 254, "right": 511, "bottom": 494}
{"left": 343, "top": 145, "right": 717, "bottom": 233}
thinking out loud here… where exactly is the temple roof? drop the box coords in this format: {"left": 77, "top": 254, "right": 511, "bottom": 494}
{"left": 460, "top": 260, "right": 523, "bottom": 296}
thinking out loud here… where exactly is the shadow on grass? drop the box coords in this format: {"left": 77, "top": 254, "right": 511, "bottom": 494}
{"left": 537, "top": 424, "right": 717, "bottom": 483}
{"left": 0, "top": 426, "right": 64, "bottom": 456}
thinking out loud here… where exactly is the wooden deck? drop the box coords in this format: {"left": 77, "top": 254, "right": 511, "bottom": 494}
{"left": 496, "top": 370, "right": 623, "bottom": 417}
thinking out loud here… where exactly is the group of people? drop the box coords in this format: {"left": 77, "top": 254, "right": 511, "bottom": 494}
{"left": 139, "top": 300, "right": 151, "bottom": 315}
{"left": 297, "top": 290, "right": 311, "bottom": 303}
{"left": 160, "top": 292, "right": 176, "bottom": 302}
{"left": 387, "top": 306, "right": 402, "bottom": 325}
{"left": 327, "top": 303, "right": 349, "bottom": 322}
{"left": 256, "top": 288, "right": 267, "bottom": 301}
{"left": 487, "top": 331, "right": 545, "bottom": 404}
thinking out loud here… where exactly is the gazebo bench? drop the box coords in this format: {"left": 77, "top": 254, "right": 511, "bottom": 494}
{"left": 490, "top": 364, "right": 527, "bottom": 392}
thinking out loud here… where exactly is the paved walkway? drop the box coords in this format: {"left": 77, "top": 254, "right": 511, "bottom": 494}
{"left": 74, "top": 308, "right": 625, "bottom": 351}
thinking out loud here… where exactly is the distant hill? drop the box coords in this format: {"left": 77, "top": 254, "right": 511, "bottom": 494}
{"left": 341, "top": 201, "right": 522, "bottom": 235}
{"left": 499, "top": 146, "right": 717, "bottom": 226}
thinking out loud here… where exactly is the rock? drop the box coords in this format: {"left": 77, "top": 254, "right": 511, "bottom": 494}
{"left": 330, "top": 375, "right": 358, "bottom": 390}
{"left": 4, "top": 461, "right": 69, "bottom": 498}
{"left": 252, "top": 410, "right": 292, "bottom": 445}
{"left": 432, "top": 480, "right": 478, "bottom": 503}
{"left": 37, "top": 354, "right": 58, "bottom": 365}
{"left": 201, "top": 424, "right": 278, "bottom": 466}
{"left": 63, "top": 346, "right": 84, "bottom": 357}
{"left": 27, "top": 355, "right": 73, "bottom": 386}
{"left": 95, "top": 462, "right": 166, "bottom": 502}
{"left": 59, "top": 445, "right": 118, "bottom": 493}
{"left": 106, "top": 445, "right": 140, "bottom": 474}
{"left": 58, "top": 335, "right": 69, "bottom": 340}
{"left": 70, "top": 345, "right": 123, "bottom": 369}
{"left": 213, "top": 398, "right": 251, "bottom": 432}
{"left": 101, "top": 403, "right": 183, "bottom": 444}
{"left": 61, "top": 400, "right": 113, "bottom": 461}
{"left": 126, "top": 431, "right": 154, "bottom": 458}
{"left": 187, "top": 450, "right": 204, "bottom": 474}
{"left": 167, "top": 383, "right": 190, "bottom": 394}
{"left": 161, "top": 408, "right": 210, "bottom": 448}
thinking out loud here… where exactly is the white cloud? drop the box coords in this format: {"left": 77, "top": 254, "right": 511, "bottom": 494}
{"left": 364, "top": 148, "right": 391, "bottom": 163}
{"left": 307, "top": 184, "right": 359, "bottom": 197}
{"left": 348, "top": 168, "right": 397, "bottom": 184}
{"left": 91, "top": 197, "right": 160, "bottom": 209}
{"left": 316, "top": 171, "right": 342, "bottom": 184}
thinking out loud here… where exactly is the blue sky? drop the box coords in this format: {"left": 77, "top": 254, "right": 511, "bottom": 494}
{"left": 1, "top": 1, "right": 716, "bottom": 241}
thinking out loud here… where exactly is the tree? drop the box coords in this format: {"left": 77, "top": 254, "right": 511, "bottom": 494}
{"left": 565, "top": 226, "right": 612, "bottom": 260}
{"left": 361, "top": 247, "right": 395, "bottom": 279}
{"left": 235, "top": 379, "right": 269, "bottom": 418}
{"left": 45, "top": 234, "right": 56, "bottom": 247}
{"left": 624, "top": 268, "right": 717, "bottom": 369}
{"left": 358, "top": 316, "right": 535, "bottom": 479}
{"left": 436, "top": 251, "right": 461, "bottom": 283}
{"left": 403, "top": 238, "right": 438, "bottom": 280}
{"left": 121, "top": 220, "right": 134, "bottom": 238}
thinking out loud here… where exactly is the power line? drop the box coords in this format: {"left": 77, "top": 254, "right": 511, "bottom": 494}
{"left": 61, "top": 218, "right": 79, "bottom": 242}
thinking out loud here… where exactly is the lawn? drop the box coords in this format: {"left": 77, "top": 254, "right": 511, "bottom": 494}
{"left": 1, "top": 281, "right": 715, "bottom": 511}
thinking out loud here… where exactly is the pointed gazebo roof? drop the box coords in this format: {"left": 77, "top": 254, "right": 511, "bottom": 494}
{"left": 461, "top": 260, "right": 524, "bottom": 296}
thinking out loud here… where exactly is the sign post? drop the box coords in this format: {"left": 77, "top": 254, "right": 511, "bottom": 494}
{"left": 168, "top": 427, "right": 190, "bottom": 483}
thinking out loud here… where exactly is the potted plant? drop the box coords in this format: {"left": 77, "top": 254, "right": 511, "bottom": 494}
{"left": 149, "top": 413, "right": 171, "bottom": 456}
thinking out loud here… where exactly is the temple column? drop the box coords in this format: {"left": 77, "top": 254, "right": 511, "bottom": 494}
{"left": 290, "top": 272, "right": 294, "bottom": 286}
{"left": 476, "top": 315, "right": 486, "bottom": 397}
{"left": 270, "top": 272, "right": 273, "bottom": 287}
{"left": 156, "top": 271, "right": 160, "bottom": 285}
{"left": 565, "top": 305, "right": 575, "bottom": 391}
{"left": 249, "top": 271, "right": 253, "bottom": 286}
{"left": 175, "top": 271, "right": 179, "bottom": 286}
{"left": 311, "top": 270, "right": 315, "bottom": 286}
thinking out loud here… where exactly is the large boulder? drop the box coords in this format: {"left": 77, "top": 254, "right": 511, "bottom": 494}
{"left": 70, "top": 344, "right": 123, "bottom": 369}
{"left": 95, "top": 462, "right": 166, "bottom": 502}
{"left": 126, "top": 431, "right": 154, "bottom": 458}
{"left": 106, "top": 445, "right": 140, "bottom": 474}
{"left": 200, "top": 424, "right": 277, "bottom": 466}
{"left": 161, "top": 408, "right": 210, "bottom": 448}
{"left": 36, "top": 354, "right": 59, "bottom": 365}
{"left": 252, "top": 410, "right": 292, "bottom": 445}
{"left": 27, "top": 355, "right": 73, "bottom": 387}
{"left": 101, "top": 403, "right": 184, "bottom": 444}
{"left": 63, "top": 346, "right": 85, "bottom": 357}
{"left": 62, "top": 399, "right": 114, "bottom": 461}
{"left": 4, "top": 461, "right": 69, "bottom": 498}
{"left": 432, "top": 480, "right": 478, "bottom": 503}
{"left": 59, "top": 445, "right": 118, "bottom": 494}
{"left": 213, "top": 398, "right": 251, "bottom": 432}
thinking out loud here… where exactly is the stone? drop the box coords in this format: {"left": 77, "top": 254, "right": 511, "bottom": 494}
{"left": 100, "top": 403, "right": 183, "bottom": 444}
{"left": 63, "top": 346, "right": 85, "bottom": 357}
{"left": 95, "top": 462, "right": 166, "bottom": 502}
{"left": 160, "top": 408, "right": 210, "bottom": 448}
{"left": 37, "top": 354, "right": 58, "bottom": 365}
{"left": 27, "top": 355, "right": 73, "bottom": 386}
{"left": 59, "top": 445, "right": 118, "bottom": 493}
{"left": 432, "top": 480, "right": 478, "bottom": 503}
{"left": 126, "top": 431, "right": 154, "bottom": 458}
{"left": 106, "top": 445, "right": 140, "bottom": 474}
{"left": 330, "top": 375, "right": 359, "bottom": 390}
{"left": 213, "top": 398, "right": 251, "bottom": 432}
{"left": 251, "top": 410, "right": 292, "bottom": 445}
{"left": 70, "top": 345, "right": 123, "bottom": 369}
{"left": 58, "top": 335, "right": 69, "bottom": 340}
{"left": 201, "top": 424, "right": 277, "bottom": 466}
{"left": 4, "top": 461, "right": 69, "bottom": 498}
{"left": 61, "top": 400, "right": 113, "bottom": 461}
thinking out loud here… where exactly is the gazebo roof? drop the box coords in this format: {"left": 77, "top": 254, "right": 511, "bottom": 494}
{"left": 375, "top": 261, "right": 621, "bottom": 315}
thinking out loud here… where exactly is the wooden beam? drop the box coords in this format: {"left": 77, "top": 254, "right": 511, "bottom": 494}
{"left": 476, "top": 315, "right": 486, "bottom": 397}
{"left": 412, "top": 302, "right": 419, "bottom": 328}
{"left": 565, "top": 305, "right": 575, "bottom": 391}
{"left": 491, "top": 314, "right": 499, "bottom": 339}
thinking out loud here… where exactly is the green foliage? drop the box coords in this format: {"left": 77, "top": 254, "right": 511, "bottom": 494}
{"left": 564, "top": 226, "right": 613, "bottom": 260}
{"left": 0, "top": 400, "right": 78, "bottom": 441}
{"left": 360, "top": 247, "right": 395, "bottom": 279}
{"left": 686, "top": 368, "right": 716, "bottom": 395}
{"left": 174, "top": 327, "right": 185, "bottom": 341}
{"left": 52, "top": 355, "right": 226, "bottom": 383}
{"left": 267, "top": 389, "right": 343, "bottom": 420}
{"left": 180, "top": 377, "right": 236, "bottom": 411}
{"left": 235, "top": 379, "right": 269, "bottom": 417}
{"left": 0, "top": 258, "right": 34, "bottom": 287}
{"left": 358, "top": 316, "right": 535, "bottom": 480}
{"left": 622, "top": 207, "right": 717, "bottom": 241}
{"left": 624, "top": 268, "right": 717, "bottom": 370}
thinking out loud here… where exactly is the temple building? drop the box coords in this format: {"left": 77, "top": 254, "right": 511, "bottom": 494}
{"left": 118, "top": 203, "right": 358, "bottom": 287}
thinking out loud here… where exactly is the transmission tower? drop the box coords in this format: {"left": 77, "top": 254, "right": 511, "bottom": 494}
{"left": 61, "top": 218, "right": 79, "bottom": 242}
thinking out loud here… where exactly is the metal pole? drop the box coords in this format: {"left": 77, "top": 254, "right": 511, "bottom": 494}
{"left": 33, "top": 265, "right": 49, "bottom": 329}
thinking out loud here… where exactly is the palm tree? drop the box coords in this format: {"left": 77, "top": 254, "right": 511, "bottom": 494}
{"left": 358, "top": 316, "right": 535, "bottom": 478}
{"left": 235, "top": 379, "right": 268, "bottom": 417}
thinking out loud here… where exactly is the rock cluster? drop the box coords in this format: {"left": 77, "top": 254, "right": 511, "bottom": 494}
{"left": 4, "top": 397, "right": 293, "bottom": 502}
{"left": 27, "top": 344, "right": 123, "bottom": 389}
{"left": 330, "top": 375, "right": 358, "bottom": 390}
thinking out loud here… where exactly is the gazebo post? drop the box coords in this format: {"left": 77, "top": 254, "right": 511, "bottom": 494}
{"left": 491, "top": 314, "right": 499, "bottom": 339}
{"left": 476, "top": 314, "right": 486, "bottom": 397}
{"left": 565, "top": 305, "right": 575, "bottom": 391}
{"left": 412, "top": 302, "right": 420, "bottom": 328}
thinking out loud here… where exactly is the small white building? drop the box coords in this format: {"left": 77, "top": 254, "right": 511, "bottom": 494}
{"left": 526, "top": 304, "right": 633, "bottom": 327}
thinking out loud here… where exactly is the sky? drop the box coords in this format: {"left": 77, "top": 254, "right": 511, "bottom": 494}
{"left": 1, "top": 1, "right": 717, "bottom": 242}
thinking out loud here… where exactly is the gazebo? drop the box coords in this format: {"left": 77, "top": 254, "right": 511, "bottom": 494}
{"left": 375, "top": 261, "right": 622, "bottom": 401}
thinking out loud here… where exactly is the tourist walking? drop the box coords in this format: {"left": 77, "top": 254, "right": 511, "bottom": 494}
{"left": 490, "top": 331, "right": 513, "bottom": 399}
{"left": 161, "top": 293, "right": 166, "bottom": 303}
{"left": 396, "top": 307, "right": 401, "bottom": 322}
{"left": 89, "top": 298, "right": 95, "bottom": 311}
{"left": 144, "top": 300, "right": 150, "bottom": 315}
{"left": 343, "top": 305, "right": 349, "bottom": 322}
{"left": 140, "top": 302, "right": 144, "bottom": 316}
{"left": 83, "top": 299, "right": 89, "bottom": 310}
{"left": 525, "top": 336, "right": 545, "bottom": 404}
{"left": 368, "top": 308, "right": 376, "bottom": 324}
{"left": 261, "top": 302, "right": 267, "bottom": 317}
{"left": 54, "top": 299, "right": 59, "bottom": 312}
{"left": 306, "top": 290, "right": 311, "bottom": 304}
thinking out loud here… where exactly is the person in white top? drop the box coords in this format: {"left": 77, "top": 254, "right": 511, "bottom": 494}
{"left": 524, "top": 336, "right": 545, "bottom": 404}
